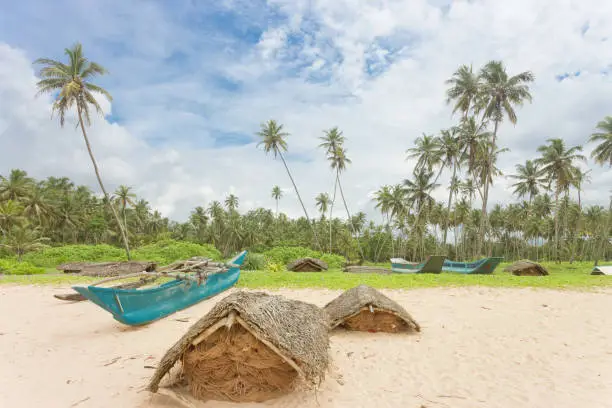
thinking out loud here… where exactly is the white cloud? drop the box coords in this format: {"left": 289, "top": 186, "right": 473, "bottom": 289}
{"left": 1, "top": 0, "right": 611, "bottom": 223}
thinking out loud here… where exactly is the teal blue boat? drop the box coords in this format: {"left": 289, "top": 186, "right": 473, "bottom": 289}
{"left": 390, "top": 255, "right": 447, "bottom": 273}
{"left": 72, "top": 251, "right": 247, "bottom": 326}
{"left": 442, "top": 257, "right": 503, "bottom": 274}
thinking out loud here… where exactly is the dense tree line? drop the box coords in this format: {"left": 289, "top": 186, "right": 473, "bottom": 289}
{"left": 2, "top": 43, "right": 610, "bottom": 264}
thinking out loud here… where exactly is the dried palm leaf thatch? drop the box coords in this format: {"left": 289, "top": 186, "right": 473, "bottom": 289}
{"left": 56, "top": 261, "right": 156, "bottom": 277}
{"left": 503, "top": 260, "right": 549, "bottom": 276}
{"left": 324, "top": 285, "right": 420, "bottom": 333}
{"left": 286, "top": 257, "right": 328, "bottom": 272}
{"left": 148, "top": 291, "right": 330, "bottom": 403}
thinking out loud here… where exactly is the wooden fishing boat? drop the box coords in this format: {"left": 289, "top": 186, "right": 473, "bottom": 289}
{"left": 442, "top": 257, "right": 503, "bottom": 274}
{"left": 72, "top": 250, "right": 247, "bottom": 326}
{"left": 390, "top": 255, "right": 446, "bottom": 273}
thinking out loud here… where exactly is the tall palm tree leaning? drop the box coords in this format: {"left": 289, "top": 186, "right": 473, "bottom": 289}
{"left": 327, "top": 145, "right": 365, "bottom": 259}
{"left": 271, "top": 185, "right": 283, "bottom": 217}
{"left": 319, "top": 127, "right": 345, "bottom": 252}
{"left": 475, "top": 61, "right": 534, "bottom": 255}
{"left": 588, "top": 116, "right": 612, "bottom": 265}
{"left": 33, "top": 43, "right": 131, "bottom": 259}
{"left": 256, "top": 119, "right": 321, "bottom": 250}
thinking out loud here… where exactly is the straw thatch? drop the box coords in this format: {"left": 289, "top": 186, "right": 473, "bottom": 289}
{"left": 148, "top": 291, "right": 330, "bottom": 403}
{"left": 56, "top": 261, "right": 156, "bottom": 277}
{"left": 323, "top": 285, "right": 420, "bottom": 333}
{"left": 286, "top": 257, "right": 328, "bottom": 272}
{"left": 503, "top": 260, "right": 549, "bottom": 276}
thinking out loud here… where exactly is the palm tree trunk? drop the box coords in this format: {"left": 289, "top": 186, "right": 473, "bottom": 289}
{"left": 329, "top": 178, "right": 338, "bottom": 253}
{"left": 336, "top": 171, "right": 365, "bottom": 260}
{"left": 553, "top": 185, "right": 560, "bottom": 262}
{"left": 476, "top": 118, "right": 499, "bottom": 256}
{"left": 77, "top": 105, "right": 131, "bottom": 260}
{"left": 442, "top": 160, "right": 458, "bottom": 247}
{"left": 277, "top": 151, "right": 322, "bottom": 250}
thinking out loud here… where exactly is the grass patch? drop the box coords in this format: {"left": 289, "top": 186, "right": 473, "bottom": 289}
{"left": 1, "top": 261, "right": 609, "bottom": 290}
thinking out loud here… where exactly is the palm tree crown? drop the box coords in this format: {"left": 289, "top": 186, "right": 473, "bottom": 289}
{"left": 589, "top": 116, "right": 612, "bottom": 167}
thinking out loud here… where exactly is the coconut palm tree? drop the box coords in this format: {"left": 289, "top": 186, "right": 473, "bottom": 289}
{"left": 112, "top": 185, "right": 136, "bottom": 244}
{"left": 225, "top": 194, "right": 239, "bottom": 212}
{"left": 256, "top": 119, "right": 321, "bottom": 249}
{"left": 435, "top": 127, "right": 463, "bottom": 246}
{"left": 406, "top": 133, "right": 441, "bottom": 174}
{"left": 315, "top": 193, "right": 330, "bottom": 220}
{"left": 508, "top": 160, "right": 548, "bottom": 203}
{"left": 475, "top": 60, "right": 534, "bottom": 255}
{"left": 0, "top": 223, "right": 49, "bottom": 261}
{"left": 536, "top": 138, "right": 586, "bottom": 260}
{"left": 403, "top": 168, "right": 439, "bottom": 258}
{"left": 271, "top": 185, "right": 283, "bottom": 216}
{"left": 0, "top": 169, "right": 34, "bottom": 202}
{"left": 588, "top": 116, "right": 612, "bottom": 167}
{"left": 319, "top": 127, "right": 346, "bottom": 252}
{"left": 33, "top": 43, "right": 131, "bottom": 259}
{"left": 446, "top": 64, "right": 481, "bottom": 119}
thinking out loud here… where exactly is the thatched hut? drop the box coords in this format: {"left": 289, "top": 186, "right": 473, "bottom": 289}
{"left": 503, "top": 260, "right": 549, "bottom": 276}
{"left": 323, "top": 285, "right": 420, "bottom": 333}
{"left": 148, "top": 291, "right": 330, "bottom": 403}
{"left": 56, "top": 261, "right": 156, "bottom": 277}
{"left": 287, "top": 257, "right": 328, "bottom": 272}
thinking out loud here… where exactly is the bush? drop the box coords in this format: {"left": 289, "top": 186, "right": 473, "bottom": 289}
{"left": 22, "top": 244, "right": 125, "bottom": 267}
{"left": 263, "top": 246, "right": 346, "bottom": 269}
{"left": 131, "top": 239, "right": 222, "bottom": 265}
{"left": 0, "top": 259, "right": 45, "bottom": 275}
{"left": 264, "top": 262, "right": 286, "bottom": 273}
{"left": 242, "top": 253, "right": 266, "bottom": 270}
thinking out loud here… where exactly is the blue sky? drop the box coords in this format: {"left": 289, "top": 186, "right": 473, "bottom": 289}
{"left": 0, "top": 0, "right": 610, "bottom": 219}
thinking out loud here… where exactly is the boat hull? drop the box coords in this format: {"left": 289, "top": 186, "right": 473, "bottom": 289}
{"left": 73, "top": 251, "right": 246, "bottom": 326}
{"left": 390, "top": 255, "right": 446, "bottom": 274}
{"left": 442, "top": 257, "right": 503, "bottom": 274}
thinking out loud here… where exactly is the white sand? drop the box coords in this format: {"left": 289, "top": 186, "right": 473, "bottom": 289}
{"left": 1, "top": 285, "right": 612, "bottom": 408}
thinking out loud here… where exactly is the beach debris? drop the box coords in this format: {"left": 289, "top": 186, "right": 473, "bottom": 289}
{"left": 57, "top": 261, "right": 156, "bottom": 277}
{"left": 103, "top": 357, "right": 121, "bottom": 367}
{"left": 342, "top": 266, "right": 391, "bottom": 274}
{"left": 503, "top": 260, "right": 549, "bottom": 276}
{"left": 70, "top": 397, "right": 90, "bottom": 407}
{"left": 324, "top": 285, "right": 420, "bottom": 333}
{"left": 286, "top": 257, "right": 328, "bottom": 272}
{"left": 148, "top": 291, "right": 330, "bottom": 403}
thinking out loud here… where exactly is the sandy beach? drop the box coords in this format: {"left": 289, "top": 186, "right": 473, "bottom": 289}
{"left": 1, "top": 285, "right": 612, "bottom": 408}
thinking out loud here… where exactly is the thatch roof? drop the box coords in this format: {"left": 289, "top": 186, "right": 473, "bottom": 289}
{"left": 56, "top": 261, "right": 156, "bottom": 277}
{"left": 323, "top": 285, "right": 420, "bottom": 333}
{"left": 503, "top": 260, "right": 549, "bottom": 276}
{"left": 148, "top": 291, "right": 330, "bottom": 401}
{"left": 286, "top": 257, "right": 328, "bottom": 272}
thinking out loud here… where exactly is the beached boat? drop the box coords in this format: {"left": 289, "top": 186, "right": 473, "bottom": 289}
{"left": 72, "top": 251, "right": 247, "bottom": 326}
{"left": 442, "top": 257, "right": 503, "bottom": 274}
{"left": 390, "top": 255, "right": 446, "bottom": 273}
{"left": 591, "top": 265, "right": 612, "bottom": 275}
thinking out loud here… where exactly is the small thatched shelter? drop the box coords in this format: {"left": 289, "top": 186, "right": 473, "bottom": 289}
{"left": 148, "top": 291, "right": 330, "bottom": 403}
{"left": 504, "top": 260, "right": 549, "bottom": 276}
{"left": 56, "top": 261, "right": 156, "bottom": 277}
{"left": 323, "top": 285, "right": 420, "bottom": 333}
{"left": 287, "top": 257, "right": 328, "bottom": 272}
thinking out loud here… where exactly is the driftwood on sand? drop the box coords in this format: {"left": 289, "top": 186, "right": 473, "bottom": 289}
{"left": 56, "top": 261, "right": 156, "bottom": 277}
{"left": 324, "top": 284, "right": 420, "bottom": 333}
{"left": 343, "top": 266, "right": 391, "bottom": 274}
{"left": 148, "top": 291, "right": 330, "bottom": 403}
{"left": 503, "top": 260, "right": 549, "bottom": 276}
{"left": 286, "top": 257, "right": 328, "bottom": 272}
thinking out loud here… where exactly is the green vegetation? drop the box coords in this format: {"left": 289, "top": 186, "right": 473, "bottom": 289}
{"left": 0, "top": 259, "right": 45, "bottom": 275}
{"left": 1, "top": 52, "right": 611, "bottom": 286}
{"left": 1, "top": 261, "right": 609, "bottom": 290}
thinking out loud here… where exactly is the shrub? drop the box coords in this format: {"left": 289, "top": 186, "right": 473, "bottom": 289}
{"left": 22, "top": 244, "right": 125, "bottom": 267}
{"left": 0, "top": 259, "right": 45, "bottom": 275}
{"left": 263, "top": 246, "right": 346, "bottom": 269}
{"left": 131, "top": 239, "right": 222, "bottom": 265}
{"left": 242, "top": 253, "right": 266, "bottom": 270}
{"left": 264, "top": 262, "right": 286, "bottom": 273}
